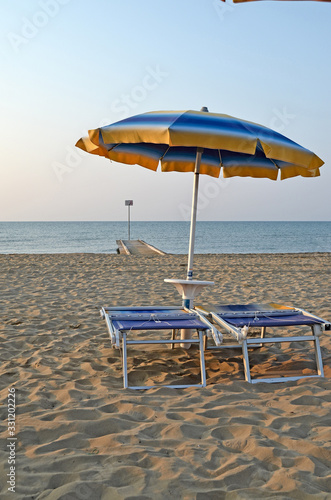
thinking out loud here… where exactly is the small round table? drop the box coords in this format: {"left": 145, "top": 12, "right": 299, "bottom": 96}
{"left": 164, "top": 279, "right": 214, "bottom": 348}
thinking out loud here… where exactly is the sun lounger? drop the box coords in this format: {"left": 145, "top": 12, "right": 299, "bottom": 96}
{"left": 195, "top": 303, "right": 330, "bottom": 384}
{"left": 100, "top": 306, "right": 221, "bottom": 389}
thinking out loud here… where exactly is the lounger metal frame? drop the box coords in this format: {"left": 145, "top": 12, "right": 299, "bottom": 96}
{"left": 195, "top": 305, "right": 330, "bottom": 384}
{"left": 100, "top": 306, "right": 212, "bottom": 390}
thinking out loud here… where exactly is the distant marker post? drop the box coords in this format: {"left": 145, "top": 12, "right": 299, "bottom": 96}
{"left": 125, "top": 200, "right": 133, "bottom": 240}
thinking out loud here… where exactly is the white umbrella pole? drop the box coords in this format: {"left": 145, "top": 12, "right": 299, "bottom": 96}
{"left": 187, "top": 148, "right": 202, "bottom": 281}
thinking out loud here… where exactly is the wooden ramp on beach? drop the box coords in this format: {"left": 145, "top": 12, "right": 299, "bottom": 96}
{"left": 116, "top": 240, "right": 166, "bottom": 256}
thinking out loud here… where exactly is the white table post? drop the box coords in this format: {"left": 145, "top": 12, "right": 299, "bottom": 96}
{"left": 164, "top": 279, "right": 214, "bottom": 348}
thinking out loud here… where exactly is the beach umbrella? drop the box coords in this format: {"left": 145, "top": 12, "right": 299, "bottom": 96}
{"left": 76, "top": 108, "right": 323, "bottom": 281}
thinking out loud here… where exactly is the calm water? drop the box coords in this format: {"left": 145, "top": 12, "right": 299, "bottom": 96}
{"left": 0, "top": 221, "right": 330, "bottom": 254}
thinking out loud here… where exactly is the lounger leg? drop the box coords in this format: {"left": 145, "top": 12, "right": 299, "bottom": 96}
{"left": 199, "top": 331, "right": 207, "bottom": 387}
{"left": 252, "top": 326, "right": 267, "bottom": 348}
{"left": 171, "top": 329, "right": 176, "bottom": 350}
{"left": 122, "top": 333, "right": 129, "bottom": 389}
{"left": 242, "top": 339, "right": 252, "bottom": 383}
{"left": 314, "top": 336, "right": 324, "bottom": 377}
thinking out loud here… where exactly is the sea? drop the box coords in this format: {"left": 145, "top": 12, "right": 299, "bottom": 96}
{"left": 0, "top": 221, "right": 330, "bottom": 255}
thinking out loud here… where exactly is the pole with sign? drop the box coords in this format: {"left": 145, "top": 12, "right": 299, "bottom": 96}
{"left": 125, "top": 200, "right": 133, "bottom": 240}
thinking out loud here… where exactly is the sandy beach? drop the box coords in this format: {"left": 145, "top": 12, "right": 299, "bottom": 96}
{"left": 1, "top": 252, "right": 331, "bottom": 499}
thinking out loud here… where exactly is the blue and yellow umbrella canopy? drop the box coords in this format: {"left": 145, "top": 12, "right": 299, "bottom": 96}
{"left": 76, "top": 109, "right": 323, "bottom": 181}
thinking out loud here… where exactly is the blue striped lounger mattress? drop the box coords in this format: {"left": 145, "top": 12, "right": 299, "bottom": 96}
{"left": 213, "top": 303, "right": 324, "bottom": 328}
{"left": 108, "top": 308, "right": 210, "bottom": 332}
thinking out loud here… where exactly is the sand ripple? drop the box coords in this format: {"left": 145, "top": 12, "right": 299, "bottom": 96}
{"left": 0, "top": 253, "right": 331, "bottom": 499}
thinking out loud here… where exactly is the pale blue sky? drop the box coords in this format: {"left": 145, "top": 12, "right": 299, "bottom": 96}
{"left": 1, "top": 0, "right": 330, "bottom": 221}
